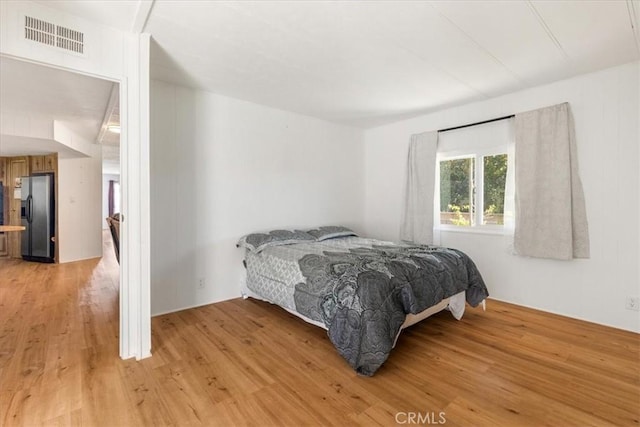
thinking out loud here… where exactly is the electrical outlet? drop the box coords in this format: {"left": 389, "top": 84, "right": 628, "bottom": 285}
{"left": 625, "top": 296, "right": 640, "bottom": 311}
{"left": 198, "top": 278, "right": 206, "bottom": 290}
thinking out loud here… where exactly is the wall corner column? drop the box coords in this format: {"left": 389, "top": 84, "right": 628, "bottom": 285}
{"left": 120, "top": 32, "right": 151, "bottom": 360}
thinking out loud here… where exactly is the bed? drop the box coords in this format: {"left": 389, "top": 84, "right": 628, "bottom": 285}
{"left": 238, "top": 226, "right": 489, "bottom": 376}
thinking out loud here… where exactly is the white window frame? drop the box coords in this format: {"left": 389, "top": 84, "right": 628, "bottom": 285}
{"left": 437, "top": 147, "right": 508, "bottom": 232}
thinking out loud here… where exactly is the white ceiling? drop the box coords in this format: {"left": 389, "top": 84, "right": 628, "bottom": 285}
{"left": 33, "top": 0, "right": 141, "bottom": 32}
{"left": 29, "top": 1, "right": 640, "bottom": 128}
{"left": 147, "top": 0, "right": 640, "bottom": 127}
{"left": 0, "top": 57, "right": 120, "bottom": 161}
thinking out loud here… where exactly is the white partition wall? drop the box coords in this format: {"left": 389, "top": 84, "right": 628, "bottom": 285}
{"left": 149, "top": 80, "right": 364, "bottom": 316}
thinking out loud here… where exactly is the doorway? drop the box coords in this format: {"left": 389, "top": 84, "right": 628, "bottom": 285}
{"left": 0, "top": 55, "right": 123, "bottom": 353}
{"left": 0, "top": 32, "right": 152, "bottom": 360}
{"left": 0, "top": 56, "right": 120, "bottom": 264}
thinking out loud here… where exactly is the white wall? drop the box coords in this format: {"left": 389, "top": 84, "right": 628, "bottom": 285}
{"left": 150, "top": 80, "right": 364, "bottom": 315}
{"left": 363, "top": 61, "right": 640, "bottom": 332}
{"left": 0, "top": 1, "right": 124, "bottom": 80}
{"left": 54, "top": 125, "right": 104, "bottom": 262}
{"left": 102, "top": 173, "right": 119, "bottom": 229}
{"left": 58, "top": 155, "right": 103, "bottom": 262}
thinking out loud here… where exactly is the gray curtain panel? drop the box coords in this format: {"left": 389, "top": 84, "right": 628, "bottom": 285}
{"left": 400, "top": 131, "right": 438, "bottom": 245}
{"left": 514, "top": 102, "right": 590, "bottom": 260}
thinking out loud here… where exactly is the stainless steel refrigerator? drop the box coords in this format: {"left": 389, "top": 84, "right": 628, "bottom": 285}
{"left": 20, "top": 173, "right": 55, "bottom": 263}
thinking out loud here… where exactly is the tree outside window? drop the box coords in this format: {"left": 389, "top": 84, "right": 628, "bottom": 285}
{"left": 439, "top": 153, "right": 507, "bottom": 227}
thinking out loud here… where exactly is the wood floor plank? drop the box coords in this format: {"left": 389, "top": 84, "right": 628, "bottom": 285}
{"left": 1, "top": 231, "right": 638, "bottom": 426}
{"left": 118, "top": 359, "right": 177, "bottom": 427}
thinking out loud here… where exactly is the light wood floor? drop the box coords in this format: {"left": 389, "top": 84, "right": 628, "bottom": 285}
{"left": 1, "top": 234, "right": 639, "bottom": 426}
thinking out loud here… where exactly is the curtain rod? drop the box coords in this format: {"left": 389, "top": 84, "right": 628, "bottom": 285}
{"left": 437, "top": 114, "right": 515, "bottom": 133}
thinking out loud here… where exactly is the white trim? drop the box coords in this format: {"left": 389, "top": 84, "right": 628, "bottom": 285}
{"left": 119, "top": 73, "right": 132, "bottom": 359}
{"left": 488, "top": 297, "right": 636, "bottom": 333}
{"left": 119, "top": 33, "right": 151, "bottom": 360}
{"left": 138, "top": 33, "right": 151, "bottom": 359}
{"left": 437, "top": 226, "right": 505, "bottom": 236}
{"left": 0, "top": 53, "right": 118, "bottom": 82}
{"left": 131, "top": 0, "right": 155, "bottom": 34}
{"left": 151, "top": 297, "right": 238, "bottom": 318}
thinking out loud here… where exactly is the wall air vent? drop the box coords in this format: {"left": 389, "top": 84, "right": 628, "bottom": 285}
{"left": 24, "top": 16, "right": 55, "bottom": 47}
{"left": 25, "top": 16, "right": 84, "bottom": 54}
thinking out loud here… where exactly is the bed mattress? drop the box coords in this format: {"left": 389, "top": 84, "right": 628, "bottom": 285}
{"left": 241, "top": 236, "right": 488, "bottom": 375}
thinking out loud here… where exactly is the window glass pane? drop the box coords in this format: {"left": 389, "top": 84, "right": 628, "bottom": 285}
{"left": 113, "top": 182, "right": 121, "bottom": 213}
{"left": 483, "top": 154, "right": 507, "bottom": 225}
{"left": 440, "top": 158, "right": 474, "bottom": 226}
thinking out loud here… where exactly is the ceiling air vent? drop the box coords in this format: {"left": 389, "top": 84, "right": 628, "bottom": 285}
{"left": 24, "top": 16, "right": 84, "bottom": 55}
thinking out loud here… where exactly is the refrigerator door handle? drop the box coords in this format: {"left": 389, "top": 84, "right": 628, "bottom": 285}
{"left": 27, "top": 195, "right": 33, "bottom": 223}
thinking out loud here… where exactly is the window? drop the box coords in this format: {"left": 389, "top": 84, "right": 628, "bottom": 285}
{"left": 435, "top": 119, "right": 512, "bottom": 231}
{"left": 482, "top": 154, "right": 507, "bottom": 225}
{"left": 439, "top": 152, "right": 507, "bottom": 228}
{"left": 108, "top": 180, "right": 121, "bottom": 216}
{"left": 439, "top": 156, "right": 474, "bottom": 226}
{"left": 113, "top": 181, "right": 121, "bottom": 214}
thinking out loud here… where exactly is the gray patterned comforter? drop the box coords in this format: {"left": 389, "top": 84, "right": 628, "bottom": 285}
{"left": 244, "top": 237, "right": 488, "bottom": 376}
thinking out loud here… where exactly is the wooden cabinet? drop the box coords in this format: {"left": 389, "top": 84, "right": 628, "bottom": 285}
{"left": 0, "top": 233, "right": 7, "bottom": 257}
{"left": 44, "top": 154, "right": 57, "bottom": 172}
{"left": 0, "top": 157, "right": 6, "bottom": 257}
{"left": 30, "top": 154, "right": 57, "bottom": 173}
{"left": 8, "top": 157, "right": 28, "bottom": 258}
{"left": 31, "top": 156, "right": 45, "bottom": 172}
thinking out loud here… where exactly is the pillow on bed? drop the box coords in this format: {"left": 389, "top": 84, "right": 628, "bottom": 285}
{"left": 237, "top": 229, "right": 315, "bottom": 253}
{"left": 306, "top": 226, "right": 357, "bottom": 241}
